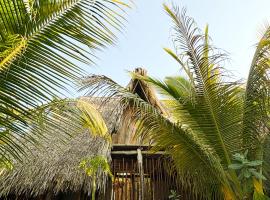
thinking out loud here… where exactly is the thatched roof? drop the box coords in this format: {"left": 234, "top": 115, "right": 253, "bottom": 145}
{"left": 110, "top": 68, "right": 168, "bottom": 144}
{"left": 0, "top": 99, "right": 118, "bottom": 197}
{"left": 0, "top": 133, "right": 110, "bottom": 197}
{"left": 0, "top": 68, "right": 166, "bottom": 197}
{"left": 127, "top": 68, "right": 167, "bottom": 115}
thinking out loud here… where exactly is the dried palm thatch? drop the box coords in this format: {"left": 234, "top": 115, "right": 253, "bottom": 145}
{"left": 0, "top": 68, "right": 166, "bottom": 198}
{"left": 0, "top": 133, "right": 109, "bottom": 197}
{"left": 0, "top": 99, "right": 120, "bottom": 198}
{"left": 127, "top": 68, "right": 167, "bottom": 115}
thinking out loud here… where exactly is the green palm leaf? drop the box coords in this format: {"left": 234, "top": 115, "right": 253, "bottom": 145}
{"left": 0, "top": 0, "right": 128, "bottom": 162}
{"left": 243, "top": 27, "right": 270, "bottom": 157}
{"left": 163, "top": 4, "right": 243, "bottom": 168}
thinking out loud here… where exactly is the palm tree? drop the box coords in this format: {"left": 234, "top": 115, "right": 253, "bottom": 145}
{"left": 0, "top": 0, "right": 128, "bottom": 164}
{"left": 81, "top": 4, "right": 270, "bottom": 200}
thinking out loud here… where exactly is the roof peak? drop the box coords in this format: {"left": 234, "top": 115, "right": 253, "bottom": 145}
{"left": 133, "top": 67, "right": 147, "bottom": 76}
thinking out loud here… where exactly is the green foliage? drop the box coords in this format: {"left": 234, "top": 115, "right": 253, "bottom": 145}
{"left": 77, "top": 100, "right": 110, "bottom": 141}
{"left": 81, "top": 3, "right": 270, "bottom": 200}
{"left": 254, "top": 190, "right": 270, "bottom": 200}
{"left": 79, "top": 156, "right": 112, "bottom": 200}
{"left": 79, "top": 155, "right": 112, "bottom": 178}
{"left": 229, "top": 151, "right": 266, "bottom": 198}
{"left": 169, "top": 190, "right": 181, "bottom": 200}
{"left": 0, "top": 0, "right": 128, "bottom": 164}
{"left": 0, "top": 160, "right": 13, "bottom": 171}
{"left": 0, "top": 160, "right": 13, "bottom": 176}
{"left": 229, "top": 151, "right": 266, "bottom": 181}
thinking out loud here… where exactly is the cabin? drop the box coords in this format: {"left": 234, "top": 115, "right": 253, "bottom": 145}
{"left": 0, "top": 68, "right": 189, "bottom": 200}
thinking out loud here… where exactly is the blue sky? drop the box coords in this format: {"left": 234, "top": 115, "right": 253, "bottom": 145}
{"left": 85, "top": 0, "right": 270, "bottom": 88}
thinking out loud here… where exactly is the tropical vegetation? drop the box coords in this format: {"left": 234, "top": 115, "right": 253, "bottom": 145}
{"left": 1, "top": 1, "right": 270, "bottom": 199}
{"left": 0, "top": 0, "right": 127, "bottom": 166}
{"left": 82, "top": 4, "right": 270, "bottom": 200}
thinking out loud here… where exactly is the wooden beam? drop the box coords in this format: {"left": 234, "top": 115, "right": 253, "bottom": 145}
{"left": 112, "top": 144, "right": 152, "bottom": 151}
{"left": 137, "top": 149, "right": 144, "bottom": 200}
{"left": 111, "top": 151, "right": 166, "bottom": 155}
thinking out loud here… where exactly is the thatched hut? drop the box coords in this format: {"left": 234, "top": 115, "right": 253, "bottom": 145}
{"left": 0, "top": 68, "right": 184, "bottom": 200}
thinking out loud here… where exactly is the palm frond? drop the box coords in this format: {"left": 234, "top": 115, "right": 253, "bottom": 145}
{"left": 0, "top": 98, "right": 110, "bottom": 165}
{"left": 0, "top": 0, "right": 128, "bottom": 162}
{"left": 163, "top": 4, "right": 244, "bottom": 170}
{"left": 79, "top": 3, "right": 270, "bottom": 199}
{"left": 79, "top": 74, "right": 240, "bottom": 199}
{"left": 79, "top": 4, "right": 249, "bottom": 198}
{"left": 242, "top": 26, "right": 270, "bottom": 159}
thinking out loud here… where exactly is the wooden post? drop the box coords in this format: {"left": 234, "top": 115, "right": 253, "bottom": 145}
{"left": 137, "top": 148, "right": 144, "bottom": 200}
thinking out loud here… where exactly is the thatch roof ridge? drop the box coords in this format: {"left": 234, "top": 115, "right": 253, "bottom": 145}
{"left": 127, "top": 67, "right": 168, "bottom": 115}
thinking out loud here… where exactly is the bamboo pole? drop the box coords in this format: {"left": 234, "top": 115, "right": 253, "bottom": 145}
{"left": 137, "top": 149, "right": 144, "bottom": 200}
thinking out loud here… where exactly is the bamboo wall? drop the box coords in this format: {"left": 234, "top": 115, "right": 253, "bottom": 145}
{"left": 110, "top": 154, "right": 181, "bottom": 200}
